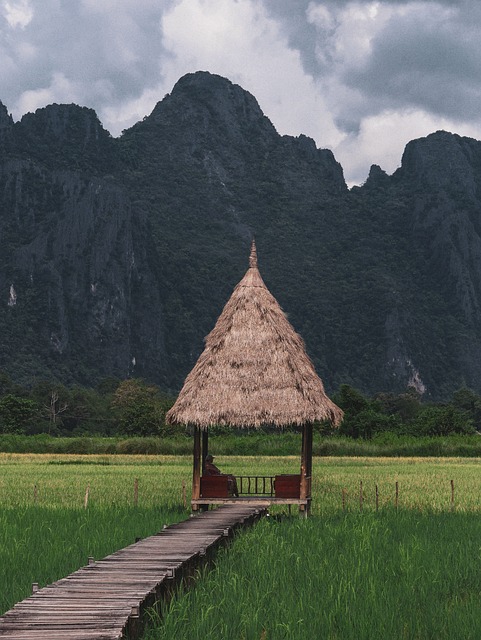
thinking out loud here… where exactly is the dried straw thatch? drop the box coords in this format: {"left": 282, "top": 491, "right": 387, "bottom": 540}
{"left": 166, "top": 241, "right": 343, "bottom": 429}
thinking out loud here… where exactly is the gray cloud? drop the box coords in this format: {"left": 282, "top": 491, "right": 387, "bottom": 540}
{"left": 343, "top": 3, "right": 481, "bottom": 123}
{"left": 261, "top": 0, "right": 320, "bottom": 75}
{"left": 261, "top": 1, "right": 481, "bottom": 125}
{"left": 2, "top": 1, "right": 172, "bottom": 117}
{"left": 1, "top": 0, "right": 481, "bottom": 184}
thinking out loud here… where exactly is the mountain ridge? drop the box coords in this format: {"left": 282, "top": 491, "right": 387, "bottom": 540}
{"left": 1, "top": 71, "right": 481, "bottom": 399}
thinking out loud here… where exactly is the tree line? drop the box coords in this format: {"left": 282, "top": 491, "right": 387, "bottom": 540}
{"left": 0, "top": 371, "right": 478, "bottom": 438}
{"left": 332, "top": 385, "right": 478, "bottom": 438}
{"left": 0, "top": 373, "right": 175, "bottom": 436}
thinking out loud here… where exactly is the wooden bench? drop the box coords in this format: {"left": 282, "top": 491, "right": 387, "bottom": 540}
{"left": 274, "top": 474, "right": 301, "bottom": 499}
{"left": 200, "top": 475, "right": 230, "bottom": 498}
{"left": 200, "top": 474, "right": 303, "bottom": 500}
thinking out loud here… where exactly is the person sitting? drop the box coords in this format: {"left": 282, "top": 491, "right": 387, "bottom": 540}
{"left": 204, "top": 454, "right": 239, "bottom": 496}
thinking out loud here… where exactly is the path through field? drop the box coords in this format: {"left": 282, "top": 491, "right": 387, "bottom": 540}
{"left": 0, "top": 503, "right": 267, "bottom": 640}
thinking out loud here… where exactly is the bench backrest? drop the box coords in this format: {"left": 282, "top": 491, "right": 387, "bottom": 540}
{"left": 200, "top": 475, "right": 230, "bottom": 498}
{"left": 274, "top": 474, "right": 301, "bottom": 498}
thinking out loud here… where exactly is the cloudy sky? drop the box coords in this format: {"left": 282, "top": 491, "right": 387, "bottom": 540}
{"left": 1, "top": 0, "right": 480, "bottom": 185}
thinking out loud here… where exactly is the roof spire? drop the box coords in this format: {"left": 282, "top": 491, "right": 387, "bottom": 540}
{"left": 249, "top": 238, "right": 258, "bottom": 269}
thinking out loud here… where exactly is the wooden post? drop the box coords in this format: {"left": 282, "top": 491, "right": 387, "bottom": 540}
{"left": 299, "top": 423, "right": 313, "bottom": 515}
{"left": 182, "top": 480, "right": 187, "bottom": 508}
{"left": 395, "top": 481, "right": 399, "bottom": 510}
{"left": 375, "top": 484, "right": 379, "bottom": 511}
{"left": 192, "top": 426, "right": 201, "bottom": 510}
{"left": 202, "top": 428, "right": 209, "bottom": 474}
{"left": 342, "top": 488, "right": 347, "bottom": 511}
{"left": 307, "top": 422, "right": 313, "bottom": 515}
{"left": 306, "top": 423, "right": 313, "bottom": 498}
{"left": 451, "top": 479, "right": 454, "bottom": 511}
{"left": 33, "top": 484, "right": 38, "bottom": 504}
{"left": 359, "top": 480, "right": 363, "bottom": 512}
{"left": 134, "top": 478, "right": 139, "bottom": 507}
{"left": 299, "top": 424, "right": 307, "bottom": 514}
{"left": 84, "top": 484, "right": 90, "bottom": 509}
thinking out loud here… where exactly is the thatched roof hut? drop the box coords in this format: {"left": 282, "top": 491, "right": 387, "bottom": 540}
{"left": 166, "top": 241, "right": 343, "bottom": 429}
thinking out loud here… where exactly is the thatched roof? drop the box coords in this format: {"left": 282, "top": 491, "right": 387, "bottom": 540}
{"left": 166, "top": 241, "right": 343, "bottom": 429}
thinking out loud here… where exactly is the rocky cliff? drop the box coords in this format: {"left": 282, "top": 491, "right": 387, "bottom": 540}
{"left": 1, "top": 71, "right": 481, "bottom": 398}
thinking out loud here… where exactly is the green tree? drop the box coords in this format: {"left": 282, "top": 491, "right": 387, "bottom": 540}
{"left": 111, "top": 379, "right": 174, "bottom": 436}
{"left": 450, "top": 388, "right": 481, "bottom": 432}
{"left": 60, "top": 386, "right": 113, "bottom": 435}
{"left": 375, "top": 389, "right": 422, "bottom": 424}
{"left": 29, "top": 383, "right": 69, "bottom": 434}
{"left": 0, "top": 394, "right": 38, "bottom": 433}
{"left": 340, "top": 407, "right": 401, "bottom": 439}
{"left": 334, "top": 385, "right": 401, "bottom": 438}
{"left": 334, "top": 384, "right": 369, "bottom": 415}
{"left": 414, "top": 405, "right": 474, "bottom": 436}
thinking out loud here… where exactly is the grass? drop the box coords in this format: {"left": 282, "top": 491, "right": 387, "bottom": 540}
{"left": 3, "top": 453, "right": 481, "bottom": 637}
{"left": 312, "top": 456, "right": 481, "bottom": 514}
{"left": 2, "top": 453, "right": 481, "bottom": 514}
{"left": 0, "top": 454, "right": 191, "bottom": 614}
{"left": 3, "top": 432, "right": 481, "bottom": 457}
{"left": 0, "top": 505, "right": 186, "bottom": 615}
{"left": 144, "top": 512, "right": 481, "bottom": 640}
{"left": 0, "top": 453, "right": 191, "bottom": 508}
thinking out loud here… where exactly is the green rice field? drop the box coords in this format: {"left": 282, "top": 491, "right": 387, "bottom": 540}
{"left": 2, "top": 453, "right": 481, "bottom": 638}
{"left": 145, "top": 511, "right": 481, "bottom": 640}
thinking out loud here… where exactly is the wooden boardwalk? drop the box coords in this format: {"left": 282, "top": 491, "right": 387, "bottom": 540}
{"left": 0, "top": 502, "right": 269, "bottom": 640}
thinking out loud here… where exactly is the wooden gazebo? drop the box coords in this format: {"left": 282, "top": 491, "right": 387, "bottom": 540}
{"left": 166, "top": 241, "right": 342, "bottom": 514}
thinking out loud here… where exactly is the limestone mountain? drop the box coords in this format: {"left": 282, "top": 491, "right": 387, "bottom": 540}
{"left": 1, "top": 71, "right": 481, "bottom": 398}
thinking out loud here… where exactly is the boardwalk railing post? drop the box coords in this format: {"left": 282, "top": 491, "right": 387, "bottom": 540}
{"left": 134, "top": 478, "right": 139, "bottom": 507}
{"left": 128, "top": 604, "right": 141, "bottom": 639}
{"left": 192, "top": 426, "right": 201, "bottom": 511}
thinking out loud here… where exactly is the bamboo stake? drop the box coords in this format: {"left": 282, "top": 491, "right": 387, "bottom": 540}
{"left": 33, "top": 484, "right": 38, "bottom": 504}
{"left": 134, "top": 478, "right": 139, "bottom": 507}
{"left": 182, "top": 480, "right": 187, "bottom": 509}
{"left": 84, "top": 484, "right": 90, "bottom": 509}
{"left": 375, "top": 484, "right": 379, "bottom": 511}
{"left": 451, "top": 479, "right": 454, "bottom": 512}
{"left": 359, "top": 480, "right": 363, "bottom": 512}
{"left": 395, "top": 481, "right": 399, "bottom": 510}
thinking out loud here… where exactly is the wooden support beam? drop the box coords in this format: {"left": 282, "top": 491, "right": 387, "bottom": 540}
{"left": 299, "top": 424, "right": 307, "bottom": 503}
{"left": 306, "top": 423, "right": 313, "bottom": 480}
{"left": 192, "top": 427, "right": 201, "bottom": 510}
{"left": 299, "top": 423, "right": 313, "bottom": 515}
{"left": 201, "top": 429, "right": 209, "bottom": 474}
